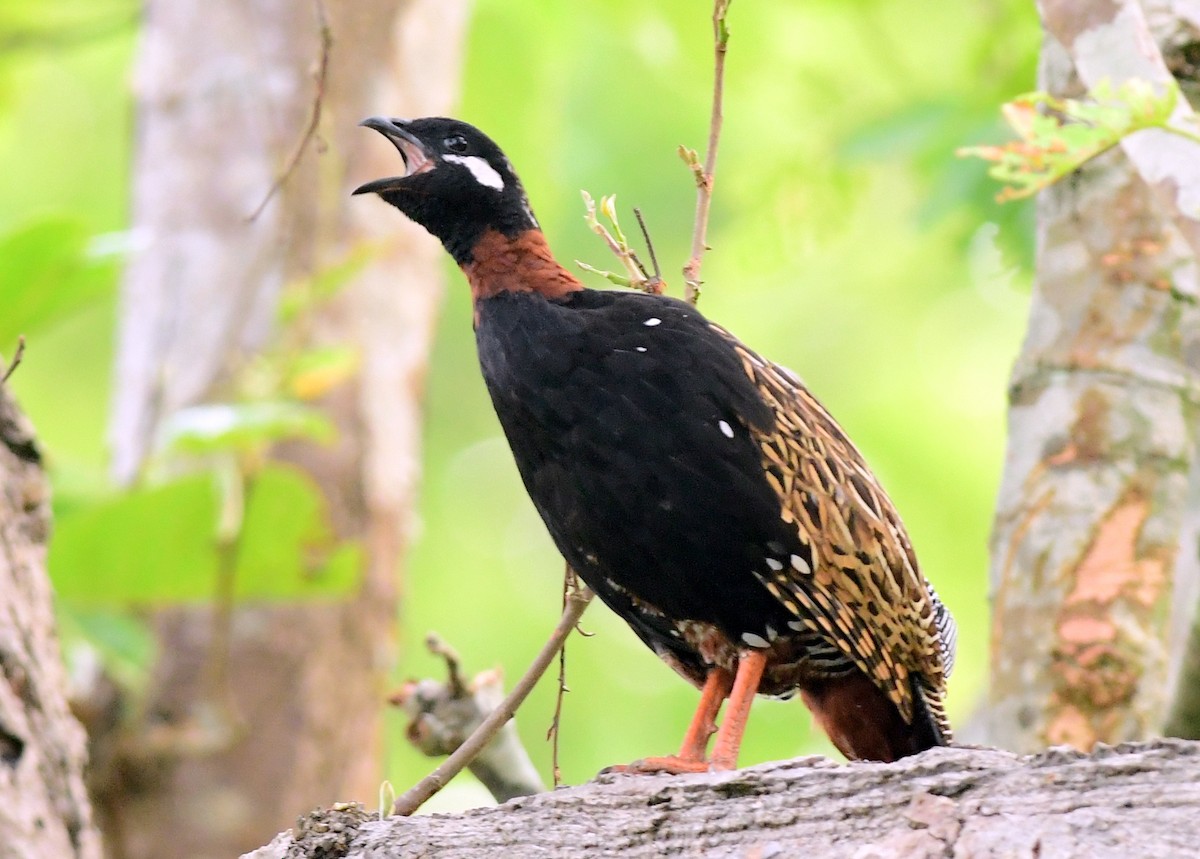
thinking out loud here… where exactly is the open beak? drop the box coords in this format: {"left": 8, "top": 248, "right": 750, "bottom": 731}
{"left": 352, "top": 117, "right": 435, "bottom": 195}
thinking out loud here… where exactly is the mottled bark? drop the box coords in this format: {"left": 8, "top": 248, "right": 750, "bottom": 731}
{"left": 102, "top": 1, "right": 469, "bottom": 856}
{"left": 988, "top": 1, "right": 1200, "bottom": 752}
{"left": 245, "top": 740, "right": 1200, "bottom": 859}
{"left": 0, "top": 384, "right": 102, "bottom": 859}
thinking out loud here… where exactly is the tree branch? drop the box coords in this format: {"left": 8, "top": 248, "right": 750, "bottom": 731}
{"left": 0, "top": 387, "right": 102, "bottom": 857}
{"left": 681, "top": 0, "right": 733, "bottom": 305}
{"left": 1, "top": 336, "right": 26, "bottom": 385}
{"left": 247, "top": 739, "right": 1200, "bottom": 859}
{"left": 390, "top": 584, "right": 593, "bottom": 816}
{"left": 389, "top": 635, "right": 545, "bottom": 803}
{"left": 1039, "top": 0, "right": 1200, "bottom": 257}
{"left": 246, "top": 0, "right": 332, "bottom": 222}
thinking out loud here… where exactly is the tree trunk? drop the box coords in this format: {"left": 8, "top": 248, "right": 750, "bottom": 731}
{"left": 100, "top": 1, "right": 469, "bottom": 856}
{"left": 987, "top": 0, "right": 1200, "bottom": 752}
{"left": 0, "top": 383, "right": 103, "bottom": 859}
{"left": 245, "top": 739, "right": 1200, "bottom": 859}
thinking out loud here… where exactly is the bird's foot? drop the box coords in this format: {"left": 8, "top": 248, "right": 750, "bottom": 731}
{"left": 599, "top": 755, "right": 717, "bottom": 776}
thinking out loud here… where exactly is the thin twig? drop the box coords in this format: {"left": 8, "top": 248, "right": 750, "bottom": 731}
{"left": 201, "top": 460, "right": 247, "bottom": 738}
{"left": 681, "top": 0, "right": 733, "bottom": 306}
{"left": 578, "top": 192, "right": 653, "bottom": 289}
{"left": 392, "top": 583, "right": 594, "bottom": 816}
{"left": 1, "top": 336, "right": 26, "bottom": 384}
{"left": 549, "top": 624, "right": 568, "bottom": 787}
{"left": 633, "top": 208, "right": 665, "bottom": 295}
{"left": 425, "top": 633, "right": 468, "bottom": 698}
{"left": 246, "top": 0, "right": 332, "bottom": 222}
{"left": 548, "top": 566, "right": 577, "bottom": 787}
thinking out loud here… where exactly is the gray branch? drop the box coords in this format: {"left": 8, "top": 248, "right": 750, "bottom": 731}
{"left": 0, "top": 386, "right": 102, "bottom": 859}
{"left": 392, "top": 661, "right": 545, "bottom": 803}
{"left": 245, "top": 739, "right": 1200, "bottom": 858}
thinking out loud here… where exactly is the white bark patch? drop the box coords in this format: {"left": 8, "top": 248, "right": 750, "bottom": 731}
{"left": 443, "top": 154, "right": 505, "bottom": 191}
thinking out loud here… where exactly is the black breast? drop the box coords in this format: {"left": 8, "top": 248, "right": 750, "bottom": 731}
{"left": 475, "top": 289, "right": 805, "bottom": 671}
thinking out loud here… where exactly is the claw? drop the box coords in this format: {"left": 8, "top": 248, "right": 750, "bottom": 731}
{"left": 600, "top": 755, "right": 712, "bottom": 776}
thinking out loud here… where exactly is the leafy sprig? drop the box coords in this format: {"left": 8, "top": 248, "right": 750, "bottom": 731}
{"left": 960, "top": 78, "right": 1200, "bottom": 202}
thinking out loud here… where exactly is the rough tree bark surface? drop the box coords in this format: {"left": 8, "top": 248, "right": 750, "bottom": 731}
{"left": 100, "top": 1, "right": 469, "bottom": 856}
{"left": 0, "top": 384, "right": 103, "bottom": 859}
{"left": 987, "top": 0, "right": 1200, "bottom": 752}
{"left": 246, "top": 739, "right": 1200, "bottom": 859}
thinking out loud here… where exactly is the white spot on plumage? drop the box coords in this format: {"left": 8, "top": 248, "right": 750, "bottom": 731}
{"left": 521, "top": 198, "right": 539, "bottom": 229}
{"left": 636, "top": 346, "right": 647, "bottom": 353}
{"left": 718, "top": 420, "right": 734, "bottom": 438}
{"left": 791, "top": 554, "right": 811, "bottom": 575}
{"left": 766, "top": 624, "right": 778, "bottom": 642}
{"left": 443, "top": 154, "right": 505, "bottom": 190}
{"left": 741, "top": 632, "right": 770, "bottom": 648}
{"left": 644, "top": 317, "right": 662, "bottom": 326}
{"left": 787, "top": 620, "right": 805, "bottom": 632}
{"left": 765, "top": 557, "right": 783, "bottom": 571}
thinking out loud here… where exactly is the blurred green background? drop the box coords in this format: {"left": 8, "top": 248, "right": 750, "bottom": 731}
{"left": 0, "top": 0, "right": 1036, "bottom": 809}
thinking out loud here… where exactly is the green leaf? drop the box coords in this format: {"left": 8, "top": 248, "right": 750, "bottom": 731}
{"left": 840, "top": 101, "right": 961, "bottom": 162}
{"left": 231, "top": 463, "right": 361, "bottom": 600}
{"left": 0, "top": 217, "right": 113, "bottom": 344}
{"left": 155, "top": 401, "right": 335, "bottom": 457}
{"left": 50, "top": 473, "right": 221, "bottom": 605}
{"left": 50, "top": 465, "right": 360, "bottom": 605}
{"left": 959, "top": 78, "right": 1198, "bottom": 202}
{"left": 57, "top": 604, "right": 157, "bottom": 690}
{"left": 287, "top": 345, "right": 361, "bottom": 400}
{"left": 278, "top": 243, "right": 375, "bottom": 324}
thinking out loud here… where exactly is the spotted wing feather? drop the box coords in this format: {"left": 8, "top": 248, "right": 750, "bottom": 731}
{"left": 716, "top": 324, "right": 953, "bottom": 741}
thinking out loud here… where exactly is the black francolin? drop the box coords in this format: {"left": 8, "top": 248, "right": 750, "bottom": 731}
{"left": 354, "top": 116, "right": 956, "bottom": 771}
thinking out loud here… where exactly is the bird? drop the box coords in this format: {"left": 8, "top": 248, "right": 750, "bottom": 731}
{"left": 354, "top": 116, "right": 956, "bottom": 771}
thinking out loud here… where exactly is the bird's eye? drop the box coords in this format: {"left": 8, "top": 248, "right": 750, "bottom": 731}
{"left": 444, "top": 135, "right": 469, "bottom": 154}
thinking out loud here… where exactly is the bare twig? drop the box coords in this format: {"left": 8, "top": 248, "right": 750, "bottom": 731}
{"left": 246, "top": 0, "right": 332, "bottom": 222}
{"left": 548, "top": 566, "right": 580, "bottom": 787}
{"left": 578, "top": 192, "right": 655, "bottom": 290}
{"left": 633, "top": 208, "right": 665, "bottom": 295}
{"left": 549, "top": 620, "right": 568, "bottom": 787}
{"left": 681, "top": 0, "right": 733, "bottom": 305}
{"left": 2, "top": 336, "right": 26, "bottom": 385}
{"left": 392, "top": 583, "right": 594, "bottom": 816}
{"left": 425, "top": 633, "right": 468, "bottom": 698}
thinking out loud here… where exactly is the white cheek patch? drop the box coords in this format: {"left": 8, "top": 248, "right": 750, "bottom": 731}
{"left": 443, "top": 154, "right": 505, "bottom": 191}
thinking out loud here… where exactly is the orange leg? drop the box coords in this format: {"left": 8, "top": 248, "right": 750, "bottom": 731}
{"left": 605, "top": 653, "right": 765, "bottom": 776}
{"left": 677, "top": 668, "right": 735, "bottom": 762}
{"left": 709, "top": 649, "right": 767, "bottom": 771}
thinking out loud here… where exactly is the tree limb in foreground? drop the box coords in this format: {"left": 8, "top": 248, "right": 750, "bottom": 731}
{"left": 246, "top": 739, "right": 1200, "bottom": 859}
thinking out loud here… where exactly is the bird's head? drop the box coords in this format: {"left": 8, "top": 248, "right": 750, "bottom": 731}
{"left": 353, "top": 116, "right": 539, "bottom": 264}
